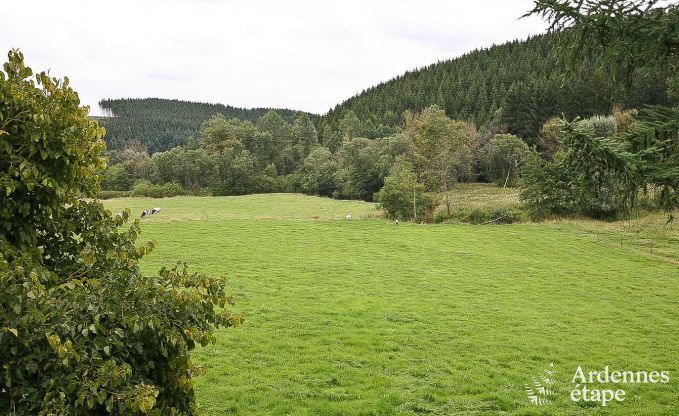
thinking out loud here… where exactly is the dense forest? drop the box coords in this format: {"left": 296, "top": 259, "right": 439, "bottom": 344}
{"left": 98, "top": 98, "right": 310, "bottom": 153}
{"left": 319, "top": 32, "right": 674, "bottom": 142}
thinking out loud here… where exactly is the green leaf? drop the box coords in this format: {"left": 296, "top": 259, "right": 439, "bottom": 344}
{"left": 82, "top": 245, "right": 96, "bottom": 267}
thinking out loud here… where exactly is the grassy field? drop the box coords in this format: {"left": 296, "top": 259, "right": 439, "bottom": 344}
{"left": 438, "top": 183, "right": 522, "bottom": 211}
{"left": 430, "top": 184, "right": 679, "bottom": 263}
{"left": 548, "top": 212, "right": 679, "bottom": 265}
{"left": 103, "top": 193, "right": 679, "bottom": 415}
{"left": 103, "top": 193, "right": 382, "bottom": 221}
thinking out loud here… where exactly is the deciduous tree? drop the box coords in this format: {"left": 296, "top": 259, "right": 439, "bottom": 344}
{"left": 0, "top": 50, "right": 240, "bottom": 415}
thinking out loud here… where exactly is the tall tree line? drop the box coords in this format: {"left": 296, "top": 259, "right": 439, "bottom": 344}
{"left": 101, "top": 105, "right": 528, "bottom": 205}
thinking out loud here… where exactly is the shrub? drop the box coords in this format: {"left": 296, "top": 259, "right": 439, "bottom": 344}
{"left": 459, "top": 207, "right": 526, "bottom": 224}
{"left": 131, "top": 180, "right": 187, "bottom": 198}
{"left": 575, "top": 115, "right": 618, "bottom": 138}
{"left": 488, "top": 207, "right": 525, "bottom": 224}
{"left": 467, "top": 208, "right": 490, "bottom": 224}
{"left": 159, "top": 182, "right": 186, "bottom": 197}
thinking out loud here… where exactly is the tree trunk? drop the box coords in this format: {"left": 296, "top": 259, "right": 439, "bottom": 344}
{"left": 413, "top": 187, "right": 417, "bottom": 221}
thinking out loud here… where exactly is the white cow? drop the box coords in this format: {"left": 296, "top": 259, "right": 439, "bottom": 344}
{"left": 344, "top": 214, "right": 352, "bottom": 220}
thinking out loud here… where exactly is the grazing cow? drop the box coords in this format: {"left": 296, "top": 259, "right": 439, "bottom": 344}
{"left": 344, "top": 214, "right": 352, "bottom": 220}
{"left": 141, "top": 207, "right": 161, "bottom": 218}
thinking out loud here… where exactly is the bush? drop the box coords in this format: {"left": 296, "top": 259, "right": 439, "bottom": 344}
{"left": 488, "top": 207, "right": 525, "bottom": 224}
{"left": 462, "top": 207, "right": 526, "bottom": 224}
{"left": 432, "top": 204, "right": 526, "bottom": 224}
{"left": 159, "top": 182, "right": 186, "bottom": 197}
{"left": 575, "top": 115, "right": 617, "bottom": 138}
{"left": 467, "top": 208, "right": 491, "bottom": 224}
{"left": 131, "top": 181, "right": 187, "bottom": 198}
{"left": 464, "top": 208, "right": 521, "bottom": 224}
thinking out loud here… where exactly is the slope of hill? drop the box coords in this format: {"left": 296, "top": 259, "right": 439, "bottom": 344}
{"left": 97, "top": 98, "right": 314, "bottom": 153}
{"left": 319, "top": 33, "right": 674, "bottom": 141}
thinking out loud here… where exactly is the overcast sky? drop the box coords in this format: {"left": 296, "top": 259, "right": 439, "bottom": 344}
{"left": 2, "top": 0, "right": 548, "bottom": 116}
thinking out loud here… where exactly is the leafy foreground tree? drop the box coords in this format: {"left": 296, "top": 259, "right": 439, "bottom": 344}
{"left": 0, "top": 50, "right": 242, "bottom": 415}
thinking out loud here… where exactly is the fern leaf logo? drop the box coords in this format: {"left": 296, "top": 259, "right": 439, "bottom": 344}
{"left": 526, "top": 363, "right": 556, "bottom": 405}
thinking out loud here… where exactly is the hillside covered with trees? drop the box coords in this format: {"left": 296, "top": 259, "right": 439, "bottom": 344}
{"left": 318, "top": 32, "right": 675, "bottom": 142}
{"left": 99, "top": 32, "right": 675, "bottom": 156}
{"left": 98, "top": 98, "right": 311, "bottom": 153}
{"left": 97, "top": 1, "right": 677, "bottom": 224}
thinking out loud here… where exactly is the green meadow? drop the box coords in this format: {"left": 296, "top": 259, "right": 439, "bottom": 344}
{"left": 104, "top": 193, "right": 679, "bottom": 415}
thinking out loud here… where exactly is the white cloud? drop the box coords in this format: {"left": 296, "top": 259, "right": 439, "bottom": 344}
{"left": 1, "top": 0, "right": 548, "bottom": 115}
